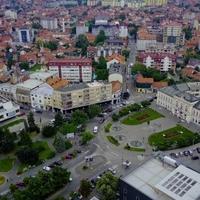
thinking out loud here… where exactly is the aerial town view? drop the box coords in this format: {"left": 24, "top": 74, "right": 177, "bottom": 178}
{"left": 0, "top": 0, "right": 200, "bottom": 199}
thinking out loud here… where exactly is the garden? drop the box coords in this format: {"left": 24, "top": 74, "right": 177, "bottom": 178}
{"left": 122, "top": 108, "right": 163, "bottom": 125}
{"left": 0, "top": 158, "right": 15, "bottom": 172}
{"left": 148, "top": 125, "right": 200, "bottom": 150}
{"left": 107, "top": 136, "right": 120, "bottom": 146}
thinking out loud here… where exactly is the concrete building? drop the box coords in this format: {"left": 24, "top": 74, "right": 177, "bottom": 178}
{"left": 108, "top": 63, "right": 125, "bottom": 84}
{"left": 120, "top": 157, "right": 200, "bottom": 200}
{"left": 76, "top": 22, "right": 89, "bottom": 36}
{"left": 0, "top": 96, "right": 20, "bottom": 122}
{"left": 30, "top": 71, "right": 58, "bottom": 82}
{"left": 30, "top": 83, "right": 54, "bottom": 110}
{"left": 17, "top": 27, "right": 33, "bottom": 43}
{"left": 40, "top": 17, "right": 58, "bottom": 30}
{"left": 136, "top": 28, "right": 157, "bottom": 51}
{"left": 162, "top": 21, "right": 185, "bottom": 46}
{"left": 16, "top": 79, "right": 43, "bottom": 105}
{"left": 156, "top": 82, "right": 200, "bottom": 126}
{"left": 48, "top": 59, "right": 92, "bottom": 82}
{"left": 4, "top": 10, "right": 17, "bottom": 19}
{"left": 138, "top": 52, "right": 176, "bottom": 72}
{"left": 49, "top": 82, "right": 112, "bottom": 112}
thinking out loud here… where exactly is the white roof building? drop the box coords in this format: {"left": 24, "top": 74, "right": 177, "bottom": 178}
{"left": 30, "top": 71, "right": 58, "bottom": 82}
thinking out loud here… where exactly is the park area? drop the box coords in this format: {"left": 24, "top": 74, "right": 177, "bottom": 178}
{"left": 122, "top": 108, "right": 163, "bottom": 125}
{"left": 148, "top": 125, "right": 200, "bottom": 151}
{"left": 0, "top": 158, "right": 15, "bottom": 172}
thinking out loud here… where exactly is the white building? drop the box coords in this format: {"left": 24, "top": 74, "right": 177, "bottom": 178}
{"left": 48, "top": 59, "right": 92, "bottom": 82}
{"left": 76, "top": 22, "right": 89, "bottom": 36}
{"left": 30, "top": 83, "right": 53, "bottom": 110}
{"left": 157, "top": 82, "right": 200, "bottom": 126}
{"left": 4, "top": 10, "right": 17, "bottom": 19}
{"left": 40, "top": 17, "right": 58, "bottom": 30}
{"left": 30, "top": 71, "right": 58, "bottom": 82}
{"left": 17, "top": 28, "right": 32, "bottom": 43}
{"left": 0, "top": 96, "right": 20, "bottom": 122}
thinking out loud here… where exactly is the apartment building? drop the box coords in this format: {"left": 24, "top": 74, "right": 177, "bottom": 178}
{"left": 16, "top": 79, "right": 43, "bottom": 105}
{"left": 157, "top": 82, "right": 200, "bottom": 126}
{"left": 138, "top": 52, "right": 176, "bottom": 72}
{"left": 0, "top": 96, "right": 20, "bottom": 122}
{"left": 48, "top": 59, "right": 92, "bottom": 82}
{"left": 49, "top": 82, "right": 112, "bottom": 112}
{"left": 101, "top": 0, "right": 167, "bottom": 7}
{"left": 136, "top": 28, "right": 157, "bottom": 51}
{"left": 40, "top": 17, "right": 58, "bottom": 30}
{"left": 162, "top": 21, "right": 185, "bottom": 46}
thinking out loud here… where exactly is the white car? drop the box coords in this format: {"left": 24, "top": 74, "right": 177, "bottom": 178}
{"left": 69, "top": 177, "right": 73, "bottom": 182}
{"left": 108, "top": 167, "right": 116, "bottom": 174}
{"left": 43, "top": 166, "right": 51, "bottom": 171}
{"left": 123, "top": 160, "right": 131, "bottom": 168}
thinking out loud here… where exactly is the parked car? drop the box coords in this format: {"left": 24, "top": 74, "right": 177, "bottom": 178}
{"left": 191, "top": 156, "right": 199, "bottom": 160}
{"left": 189, "top": 150, "right": 193, "bottom": 156}
{"left": 65, "top": 155, "right": 73, "bottom": 160}
{"left": 179, "top": 152, "right": 183, "bottom": 156}
{"left": 108, "top": 167, "right": 116, "bottom": 175}
{"left": 169, "top": 152, "right": 176, "bottom": 158}
{"left": 43, "top": 166, "right": 51, "bottom": 171}
{"left": 183, "top": 151, "right": 189, "bottom": 156}
{"left": 197, "top": 147, "right": 200, "bottom": 153}
{"left": 15, "top": 182, "right": 25, "bottom": 187}
{"left": 99, "top": 118, "right": 105, "bottom": 124}
{"left": 17, "top": 112, "right": 25, "bottom": 117}
{"left": 123, "top": 160, "right": 131, "bottom": 168}
{"left": 53, "top": 160, "right": 63, "bottom": 166}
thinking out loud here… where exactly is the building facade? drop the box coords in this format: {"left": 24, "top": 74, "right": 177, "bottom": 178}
{"left": 48, "top": 59, "right": 92, "bottom": 82}
{"left": 157, "top": 82, "right": 200, "bottom": 126}
{"left": 40, "top": 17, "right": 58, "bottom": 30}
{"left": 0, "top": 96, "right": 20, "bottom": 122}
{"left": 138, "top": 52, "right": 176, "bottom": 72}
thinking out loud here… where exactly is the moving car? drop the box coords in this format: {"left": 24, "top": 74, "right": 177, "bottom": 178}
{"left": 43, "top": 166, "right": 51, "bottom": 171}
{"left": 93, "top": 126, "right": 98, "bottom": 133}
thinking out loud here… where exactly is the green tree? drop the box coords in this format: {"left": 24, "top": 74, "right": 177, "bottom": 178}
{"left": 97, "top": 56, "right": 107, "bottom": 69}
{"left": 44, "top": 41, "right": 58, "bottom": 51}
{"left": 75, "top": 34, "right": 89, "bottom": 56}
{"left": 87, "top": 105, "right": 102, "bottom": 119}
{"left": 59, "top": 123, "right": 76, "bottom": 135}
{"left": 122, "top": 49, "right": 130, "bottom": 61}
{"left": 27, "top": 112, "right": 39, "bottom": 133}
{"left": 96, "top": 172, "right": 119, "bottom": 200}
{"left": 19, "top": 62, "right": 29, "bottom": 70}
{"left": 96, "top": 69, "right": 108, "bottom": 80}
{"left": 95, "top": 30, "right": 106, "bottom": 45}
{"left": 112, "top": 113, "right": 119, "bottom": 121}
{"left": 42, "top": 125, "right": 57, "bottom": 137}
{"left": 183, "top": 26, "right": 192, "bottom": 40}
{"left": 81, "top": 131, "right": 94, "bottom": 145}
{"left": 18, "top": 130, "right": 32, "bottom": 146}
{"left": 0, "top": 128, "right": 15, "bottom": 153}
{"left": 54, "top": 112, "right": 64, "bottom": 127}
{"left": 79, "top": 179, "right": 92, "bottom": 198}
{"left": 16, "top": 146, "right": 39, "bottom": 165}
{"left": 53, "top": 135, "right": 66, "bottom": 153}
{"left": 141, "top": 100, "right": 151, "bottom": 107}
{"left": 72, "top": 110, "right": 88, "bottom": 125}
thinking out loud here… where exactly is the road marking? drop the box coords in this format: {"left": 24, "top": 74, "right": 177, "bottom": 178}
{"left": 84, "top": 150, "right": 89, "bottom": 154}
{"left": 110, "top": 151, "right": 119, "bottom": 157}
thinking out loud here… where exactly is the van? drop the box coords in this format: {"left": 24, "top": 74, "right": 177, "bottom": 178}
{"left": 93, "top": 126, "right": 98, "bottom": 133}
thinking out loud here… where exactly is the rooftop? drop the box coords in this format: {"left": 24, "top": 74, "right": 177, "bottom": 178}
{"left": 56, "top": 83, "right": 88, "bottom": 92}
{"left": 30, "top": 71, "right": 58, "bottom": 82}
{"left": 155, "top": 165, "right": 200, "bottom": 200}
{"left": 16, "top": 79, "right": 43, "bottom": 90}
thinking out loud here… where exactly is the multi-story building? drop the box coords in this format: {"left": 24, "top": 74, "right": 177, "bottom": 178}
{"left": 136, "top": 28, "right": 157, "bottom": 51}
{"left": 101, "top": 0, "right": 167, "bottom": 7}
{"left": 49, "top": 82, "right": 112, "bottom": 112}
{"left": 16, "top": 79, "right": 43, "bottom": 105}
{"left": 120, "top": 156, "right": 200, "bottom": 200}
{"left": 17, "top": 27, "right": 33, "bottom": 43}
{"left": 0, "top": 96, "right": 20, "bottom": 122}
{"left": 40, "top": 17, "right": 58, "bottom": 30}
{"left": 48, "top": 59, "right": 92, "bottom": 82}
{"left": 157, "top": 82, "right": 200, "bottom": 126}
{"left": 162, "top": 21, "right": 185, "bottom": 46}
{"left": 76, "top": 22, "right": 89, "bottom": 36}
{"left": 138, "top": 52, "right": 176, "bottom": 72}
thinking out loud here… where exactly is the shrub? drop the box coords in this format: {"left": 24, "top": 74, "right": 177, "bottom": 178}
{"left": 141, "top": 100, "right": 151, "bottom": 108}
{"left": 112, "top": 113, "right": 119, "bottom": 121}
{"left": 104, "top": 123, "right": 112, "bottom": 133}
{"left": 46, "top": 151, "right": 56, "bottom": 159}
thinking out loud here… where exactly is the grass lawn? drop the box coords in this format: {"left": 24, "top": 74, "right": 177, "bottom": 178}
{"left": 148, "top": 125, "right": 200, "bottom": 151}
{"left": 17, "top": 163, "right": 29, "bottom": 174}
{"left": 29, "top": 64, "right": 42, "bottom": 72}
{"left": 107, "top": 136, "right": 120, "bottom": 146}
{"left": 33, "top": 141, "right": 55, "bottom": 160}
{"left": 104, "top": 123, "right": 112, "bottom": 133}
{"left": 122, "top": 108, "right": 163, "bottom": 125}
{"left": 124, "top": 144, "right": 145, "bottom": 152}
{"left": 1, "top": 119, "right": 25, "bottom": 130}
{"left": 0, "top": 176, "right": 5, "bottom": 185}
{"left": 0, "top": 158, "right": 15, "bottom": 172}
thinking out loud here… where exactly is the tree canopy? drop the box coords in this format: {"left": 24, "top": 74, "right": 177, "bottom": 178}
{"left": 75, "top": 34, "right": 89, "bottom": 56}
{"left": 0, "top": 128, "right": 15, "bottom": 153}
{"left": 27, "top": 112, "right": 40, "bottom": 133}
{"left": 79, "top": 179, "right": 92, "bottom": 197}
{"left": 18, "top": 130, "right": 32, "bottom": 147}
{"left": 94, "top": 30, "right": 106, "bottom": 45}
{"left": 42, "top": 125, "right": 57, "bottom": 137}
{"left": 71, "top": 110, "right": 88, "bottom": 125}
{"left": 54, "top": 112, "right": 64, "bottom": 127}
{"left": 96, "top": 172, "right": 119, "bottom": 200}
{"left": 81, "top": 131, "right": 94, "bottom": 145}
{"left": 87, "top": 105, "right": 102, "bottom": 119}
